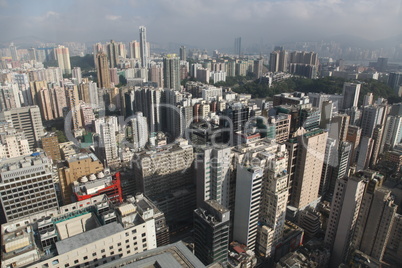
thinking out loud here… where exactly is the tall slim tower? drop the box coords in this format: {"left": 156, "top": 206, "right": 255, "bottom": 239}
{"left": 54, "top": 45, "right": 71, "bottom": 75}
{"left": 163, "top": 54, "right": 180, "bottom": 90}
{"left": 65, "top": 83, "right": 83, "bottom": 131}
{"left": 96, "top": 52, "right": 111, "bottom": 89}
{"left": 139, "top": 26, "right": 149, "bottom": 68}
{"left": 180, "top": 46, "right": 186, "bottom": 61}
{"left": 234, "top": 37, "right": 241, "bottom": 58}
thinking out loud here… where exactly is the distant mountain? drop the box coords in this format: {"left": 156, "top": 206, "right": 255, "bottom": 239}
{"left": 1, "top": 35, "right": 55, "bottom": 48}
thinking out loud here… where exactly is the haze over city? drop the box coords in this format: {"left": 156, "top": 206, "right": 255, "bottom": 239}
{"left": 1, "top": 0, "right": 401, "bottom": 49}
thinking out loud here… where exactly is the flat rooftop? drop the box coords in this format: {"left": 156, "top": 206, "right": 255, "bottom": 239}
{"left": 56, "top": 222, "right": 124, "bottom": 255}
{"left": 99, "top": 241, "right": 206, "bottom": 268}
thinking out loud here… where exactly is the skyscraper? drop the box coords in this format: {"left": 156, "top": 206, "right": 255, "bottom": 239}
{"left": 180, "top": 46, "right": 186, "bottom": 61}
{"left": 65, "top": 83, "right": 83, "bottom": 131}
{"left": 72, "top": 67, "right": 82, "bottom": 84}
{"left": 130, "top": 112, "right": 148, "bottom": 152}
{"left": 196, "top": 147, "right": 232, "bottom": 208}
{"left": 9, "top": 42, "right": 18, "bottom": 61}
{"left": 234, "top": 37, "right": 241, "bottom": 58}
{"left": 163, "top": 54, "right": 180, "bottom": 90}
{"left": 194, "top": 200, "right": 230, "bottom": 265}
{"left": 139, "top": 26, "right": 149, "bottom": 68}
{"left": 97, "top": 117, "right": 119, "bottom": 167}
{"left": 129, "top": 40, "right": 141, "bottom": 59}
{"left": 54, "top": 45, "right": 71, "bottom": 75}
{"left": 342, "top": 82, "right": 361, "bottom": 110}
{"left": 257, "top": 144, "right": 289, "bottom": 258}
{"left": 96, "top": 52, "right": 111, "bottom": 89}
{"left": 106, "top": 40, "right": 119, "bottom": 68}
{"left": 388, "top": 72, "right": 402, "bottom": 94}
{"left": 287, "top": 128, "right": 328, "bottom": 209}
{"left": 351, "top": 187, "right": 397, "bottom": 262}
{"left": 324, "top": 176, "right": 366, "bottom": 267}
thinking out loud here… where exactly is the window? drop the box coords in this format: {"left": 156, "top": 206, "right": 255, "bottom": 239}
{"left": 83, "top": 256, "right": 88, "bottom": 260}
{"left": 74, "top": 260, "right": 79, "bottom": 264}
{"left": 101, "top": 249, "right": 105, "bottom": 253}
{"left": 117, "top": 243, "right": 121, "bottom": 246}
{"left": 141, "top": 233, "right": 146, "bottom": 237}
{"left": 131, "top": 229, "right": 137, "bottom": 234}
{"left": 92, "top": 253, "right": 96, "bottom": 257}
{"left": 109, "top": 246, "right": 113, "bottom": 250}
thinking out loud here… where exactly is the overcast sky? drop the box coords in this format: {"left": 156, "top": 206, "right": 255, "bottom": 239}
{"left": 0, "top": 0, "right": 401, "bottom": 48}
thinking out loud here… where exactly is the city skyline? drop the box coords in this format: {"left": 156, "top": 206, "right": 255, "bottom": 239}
{"left": 0, "top": 0, "right": 401, "bottom": 49}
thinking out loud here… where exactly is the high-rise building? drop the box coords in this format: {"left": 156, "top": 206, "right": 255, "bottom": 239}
{"left": 351, "top": 187, "right": 397, "bottom": 262}
{"left": 54, "top": 45, "right": 71, "bottom": 75}
{"left": 139, "top": 26, "right": 149, "bottom": 68}
{"left": 130, "top": 112, "right": 148, "bottom": 152}
{"left": 253, "top": 59, "right": 263, "bottom": 78}
{"left": 388, "top": 72, "right": 402, "bottom": 94}
{"left": 194, "top": 200, "right": 230, "bottom": 265}
{"left": 287, "top": 128, "right": 328, "bottom": 209}
{"left": 163, "top": 54, "right": 180, "bottom": 90}
{"left": 346, "top": 125, "right": 362, "bottom": 165}
{"left": 356, "top": 136, "right": 374, "bottom": 172}
{"left": 257, "top": 144, "right": 289, "bottom": 258}
{"left": 380, "top": 113, "right": 402, "bottom": 153}
{"left": 360, "top": 105, "right": 386, "bottom": 138}
{"left": 196, "top": 147, "right": 232, "bottom": 208}
{"left": 109, "top": 67, "right": 119, "bottom": 86}
{"left": 37, "top": 88, "right": 54, "bottom": 121}
{"left": 133, "top": 139, "right": 195, "bottom": 229}
{"left": 96, "top": 52, "right": 112, "bottom": 89}
{"left": 324, "top": 176, "right": 366, "bottom": 267}
{"left": 72, "top": 67, "right": 82, "bottom": 84}
{"left": 0, "top": 83, "right": 21, "bottom": 110}
{"left": 234, "top": 37, "right": 241, "bottom": 58}
{"left": 0, "top": 153, "right": 58, "bottom": 224}
{"left": 106, "top": 40, "right": 119, "bottom": 68}
{"left": 180, "top": 46, "right": 186, "bottom": 61}
{"left": 51, "top": 86, "right": 68, "bottom": 119}
{"left": 58, "top": 153, "right": 104, "bottom": 204}
{"left": 0, "top": 106, "right": 44, "bottom": 150}
{"left": 129, "top": 40, "right": 141, "bottom": 59}
{"left": 9, "top": 42, "right": 18, "bottom": 61}
{"left": 64, "top": 83, "right": 83, "bottom": 131}
{"left": 41, "top": 132, "right": 61, "bottom": 162}
{"left": 148, "top": 64, "right": 163, "bottom": 87}
{"left": 342, "top": 82, "right": 361, "bottom": 110}
{"left": 233, "top": 163, "right": 263, "bottom": 250}
{"left": 133, "top": 87, "right": 162, "bottom": 132}
{"left": 95, "top": 117, "right": 120, "bottom": 168}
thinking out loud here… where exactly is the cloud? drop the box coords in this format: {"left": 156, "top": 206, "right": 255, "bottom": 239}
{"left": 0, "top": 0, "right": 400, "bottom": 48}
{"left": 106, "top": 15, "right": 121, "bottom": 21}
{"left": 0, "top": 0, "right": 7, "bottom": 8}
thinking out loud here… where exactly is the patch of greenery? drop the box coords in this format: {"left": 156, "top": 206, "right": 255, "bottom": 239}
{"left": 70, "top": 54, "right": 95, "bottom": 71}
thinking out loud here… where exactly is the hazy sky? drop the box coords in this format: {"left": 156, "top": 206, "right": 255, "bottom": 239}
{"left": 0, "top": 0, "right": 401, "bottom": 48}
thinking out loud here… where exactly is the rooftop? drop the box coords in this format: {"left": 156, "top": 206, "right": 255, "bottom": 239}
{"left": 56, "top": 222, "right": 124, "bottom": 255}
{"left": 99, "top": 241, "right": 206, "bottom": 268}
